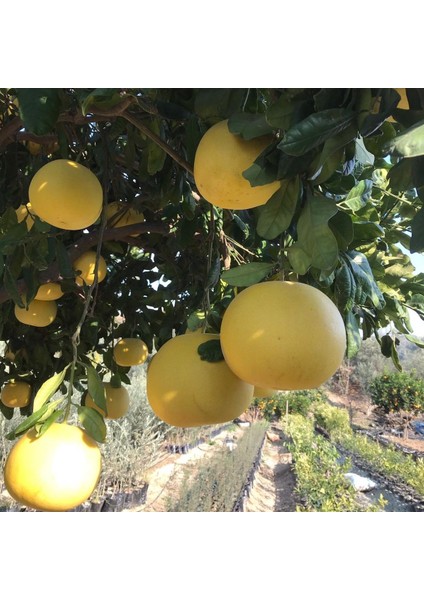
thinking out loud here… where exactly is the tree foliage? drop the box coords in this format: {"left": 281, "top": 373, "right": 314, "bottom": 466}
{"left": 1, "top": 87, "right": 424, "bottom": 437}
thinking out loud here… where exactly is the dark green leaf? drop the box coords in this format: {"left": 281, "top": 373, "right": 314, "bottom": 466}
{"left": 78, "top": 406, "right": 107, "bottom": 443}
{"left": 86, "top": 365, "right": 107, "bottom": 413}
{"left": 266, "top": 95, "right": 294, "bottom": 130}
{"left": 256, "top": 178, "right": 301, "bottom": 240}
{"left": 197, "top": 339, "right": 224, "bottom": 363}
{"left": 79, "top": 88, "right": 122, "bottom": 116}
{"left": 33, "top": 365, "right": 69, "bottom": 412}
{"left": 410, "top": 207, "right": 424, "bottom": 252}
{"left": 334, "top": 261, "right": 356, "bottom": 313}
{"left": 187, "top": 310, "right": 206, "bottom": 332}
{"left": 346, "top": 311, "right": 361, "bottom": 358}
{"left": 4, "top": 268, "right": 25, "bottom": 308}
{"left": 55, "top": 239, "right": 75, "bottom": 279}
{"left": 109, "top": 374, "right": 122, "bottom": 389}
{"left": 15, "top": 89, "right": 61, "bottom": 135}
{"left": 405, "top": 334, "right": 424, "bottom": 348}
{"left": 22, "top": 266, "right": 39, "bottom": 305}
{"left": 278, "top": 108, "right": 355, "bottom": 156}
{"left": 221, "top": 262, "right": 274, "bottom": 287}
{"left": 194, "top": 89, "right": 248, "bottom": 123}
{"left": 309, "top": 124, "right": 357, "bottom": 183}
{"left": 146, "top": 120, "right": 167, "bottom": 175}
{"left": 329, "top": 211, "right": 354, "bottom": 251}
{"left": 228, "top": 112, "right": 274, "bottom": 140}
{"left": 287, "top": 195, "right": 339, "bottom": 274}
{"left": 242, "top": 143, "right": 279, "bottom": 187}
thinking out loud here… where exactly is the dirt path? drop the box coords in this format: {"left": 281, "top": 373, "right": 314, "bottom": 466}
{"left": 245, "top": 425, "right": 298, "bottom": 512}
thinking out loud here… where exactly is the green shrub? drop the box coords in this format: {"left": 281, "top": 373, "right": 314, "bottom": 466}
{"left": 313, "top": 402, "right": 351, "bottom": 437}
{"left": 253, "top": 388, "right": 327, "bottom": 421}
{"left": 167, "top": 421, "right": 268, "bottom": 512}
{"left": 369, "top": 371, "right": 424, "bottom": 414}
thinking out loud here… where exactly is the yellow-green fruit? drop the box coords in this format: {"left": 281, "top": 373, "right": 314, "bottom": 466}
{"left": 85, "top": 382, "right": 130, "bottom": 420}
{"left": 35, "top": 282, "right": 64, "bottom": 301}
{"left": 253, "top": 386, "right": 275, "bottom": 398}
{"left": 14, "top": 298, "right": 57, "bottom": 327}
{"left": 146, "top": 332, "right": 254, "bottom": 427}
{"left": 3, "top": 423, "right": 102, "bottom": 512}
{"left": 1, "top": 381, "right": 31, "bottom": 408}
{"left": 113, "top": 338, "right": 148, "bottom": 367}
{"left": 73, "top": 251, "right": 107, "bottom": 286}
{"left": 28, "top": 159, "right": 103, "bottom": 230}
{"left": 15, "top": 203, "right": 35, "bottom": 232}
{"left": 220, "top": 281, "right": 346, "bottom": 391}
{"left": 106, "top": 202, "right": 145, "bottom": 237}
{"left": 193, "top": 119, "right": 280, "bottom": 210}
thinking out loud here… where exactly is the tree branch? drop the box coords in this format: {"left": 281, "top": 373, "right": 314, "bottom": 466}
{"left": 123, "top": 111, "right": 194, "bottom": 175}
{"left": 0, "top": 221, "right": 169, "bottom": 305}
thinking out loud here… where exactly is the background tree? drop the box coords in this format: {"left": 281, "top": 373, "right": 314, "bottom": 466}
{"left": 1, "top": 87, "right": 424, "bottom": 440}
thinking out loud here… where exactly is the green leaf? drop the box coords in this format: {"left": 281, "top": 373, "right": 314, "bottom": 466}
{"left": 287, "top": 195, "right": 339, "bottom": 274}
{"left": 33, "top": 364, "right": 69, "bottom": 412}
{"left": 15, "top": 89, "right": 61, "bottom": 135}
{"left": 334, "top": 260, "right": 356, "bottom": 313}
{"left": 146, "top": 120, "right": 167, "bottom": 175}
{"left": 221, "top": 262, "right": 274, "bottom": 287}
{"left": 266, "top": 95, "right": 294, "bottom": 130}
{"left": 6, "top": 402, "right": 51, "bottom": 440}
{"left": 329, "top": 211, "right": 354, "bottom": 251}
{"left": 286, "top": 245, "right": 311, "bottom": 275}
{"left": 278, "top": 108, "right": 355, "bottom": 157}
{"left": 309, "top": 124, "right": 357, "bottom": 184}
{"left": 256, "top": 178, "right": 301, "bottom": 240}
{"left": 3, "top": 268, "right": 25, "bottom": 308}
{"left": 410, "top": 206, "right": 424, "bottom": 253}
{"left": 346, "top": 311, "right": 361, "bottom": 358}
{"left": 386, "top": 119, "right": 424, "bottom": 158}
{"left": 34, "top": 409, "right": 64, "bottom": 437}
{"left": 86, "top": 365, "right": 107, "bottom": 414}
{"left": 346, "top": 251, "right": 385, "bottom": 309}
{"left": 228, "top": 112, "right": 274, "bottom": 140}
{"left": 187, "top": 310, "right": 206, "bottom": 332}
{"left": 380, "top": 335, "right": 402, "bottom": 371}
{"left": 241, "top": 143, "right": 279, "bottom": 187}
{"left": 338, "top": 180, "right": 373, "bottom": 213}
{"left": 55, "top": 239, "right": 75, "bottom": 279}
{"left": 197, "top": 339, "right": 224, "bottom": 363}
{"left": 109, "top": 374, "right": 122, "bottom": 389}
{"left": 79, "top": 88, "right": 123, "bottom": 116}
{"left": 78, "top": 406, "right": 107, "bottom": 443}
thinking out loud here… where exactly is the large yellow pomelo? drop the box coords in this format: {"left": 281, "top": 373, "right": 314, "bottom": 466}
{"left": 73, "top": 251, "right": 107, "bottom": 286}
{"left": 14, "top": 298, "right": 57, "bottom": 327}
{"left": 193, "top": 120, "right": 280, "bottom": 210}
{"left": 4, "top": 423, "right": 101, "bottom": 511}
{"left": 253, "top": 386, "right": 276, "bottom": 398}
{"left": 35, "top": 282, "right": 64, "bottom": 301}
{"left": 85, "top": 382, "right": 130, "bottom": 420}
{"left": 28, "top": 159, "right": 103, "bottom": 230}
{"left": 1, "top": 381, "right": 31, "bottom": 408}
{"left": 113, "top": 338, "right": 148, "bottom": 367}
{"left": 220, "top": 281, "right": 346, "bottom": 391}
{"left": 146, "top": 332, "right": 254, "bottom": 427}
{"left": 106, "top": 202, "right": 145, "bottom": 237}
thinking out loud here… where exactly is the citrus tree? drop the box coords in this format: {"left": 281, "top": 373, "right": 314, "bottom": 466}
{"left": 1, "top": 87, "right": 424, "bottom": 509}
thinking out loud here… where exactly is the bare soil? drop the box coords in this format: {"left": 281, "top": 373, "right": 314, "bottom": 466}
{"left": 325, "top": 387, "right": 424, "bottom": 453}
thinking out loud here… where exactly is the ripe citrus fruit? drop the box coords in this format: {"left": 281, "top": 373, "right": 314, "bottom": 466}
{"left": 113, "top": 338, "right": 148, "bottom": 367}
{"left": 106, "top": 202, "right": 145, "bottom": 237}
{"left": 35, "top": 282, "right": 64, "bottom": 301}
{"left": 28, "top": 159, "right": 103, "bottom": 230}
{"left": 14, "top": 298, "right": 57, "bottom": 327}
{"left": 3, "top": 422, "right": 102, "bottom": 512}
{"left": 15, "top": 203, "right": 35, "bottom": 231}
{"left": 220, "top": 281, "right": 346, "bottom": 391}
{"left": 1, "top": 381, "right": 31, "bottom": 408}
{"left": 193, "top": 119, "right": 280, "bottom": 210}
{"left": 73, "top": 251, "right": 107, "bottom": 286}
{"left": 85, "top": 382, "right": 130, "bottom": 420}
{"left": 146, "top": 331, "right": 254, "bottom": 427}
{"left": 253, "top": 386, "right": 275, "bottom": 398}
